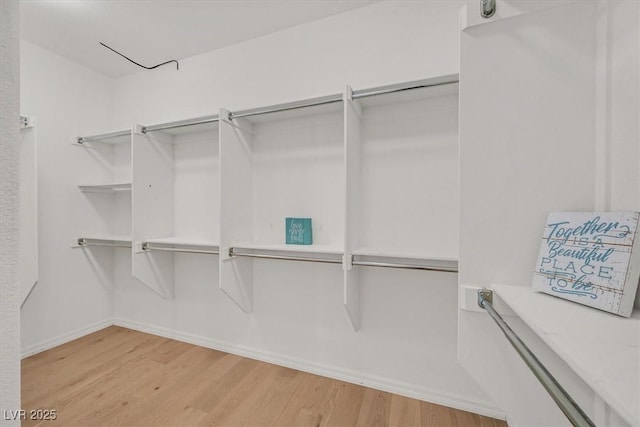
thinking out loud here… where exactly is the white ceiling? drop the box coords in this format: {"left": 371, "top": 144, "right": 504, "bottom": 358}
{"left": 20, "top": 0, "right": 378, "bottom": 78}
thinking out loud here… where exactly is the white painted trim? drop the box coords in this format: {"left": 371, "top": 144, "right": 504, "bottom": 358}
{"left": 20, "top": 319, "right": 113, "bottom": 359}
{"left": 113, "top": 317, "right": 507, "bottom": 420}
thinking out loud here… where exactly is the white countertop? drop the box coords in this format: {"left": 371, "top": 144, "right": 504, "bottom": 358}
{"left": 492, "top": 284, "right": 639, "bottom": 426}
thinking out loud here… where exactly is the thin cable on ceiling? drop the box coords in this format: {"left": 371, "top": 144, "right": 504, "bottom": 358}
{"left": 100, "top": 42, "right": 179, "bottom": 71}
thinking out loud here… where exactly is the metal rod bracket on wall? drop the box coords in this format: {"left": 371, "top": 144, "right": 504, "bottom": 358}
{"left": 20, "top": 116, "right": 33, "bottom": 128}
{"left": 481, "top": 0, "right": 496, "bottom": 18}
{"left": 478, "top": 288, "right": 493, "bottom": 308}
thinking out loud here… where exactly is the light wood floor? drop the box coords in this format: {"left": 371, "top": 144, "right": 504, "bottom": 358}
{"left": 22, "top": 326, "right": 506, "bottom": 427}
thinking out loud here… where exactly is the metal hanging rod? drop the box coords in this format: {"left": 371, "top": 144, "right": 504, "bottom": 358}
{"left": 229, "top": 93, "right": 343, "bottom": 120}
{"left": 352, "top": 74, "right": 459, "bottom": 100}
{"left": 136, "top": 75, "right": 459, "bottom": 131}
{"left": 228, "top": 247, "right": 342, "bottom": 264}
{"left": 142, "top": 242, "right": 220, "bottom": 255}
{"left": 227, "top": 74, "right": 459, "bottom": 121}
{"left": 142, "top": 115, "right": 220, "bottom": 134}
{"left": 226, "top": 247, "right": 458, "bottom": 270}
{"left": 352, "top": 258, "right": 458, "bottom": 273}
{"left": 77, "top": 237, "right": 132, "bottom": 248}
{"left": 78, "top": 183, "right": 132, "bottom": 194}
{"left": 477, "top": 289, "right": 595, "bottom": 427}
{"left": 77, "top": 129, "right": 131, "bottom": 144}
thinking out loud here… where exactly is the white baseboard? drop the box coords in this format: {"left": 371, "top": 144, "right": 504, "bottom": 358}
{"left": 113, "top": 317, "right": 506, "bottom": 420}
{"left": 21, "top": 318, "right": 113, "bottom": 359}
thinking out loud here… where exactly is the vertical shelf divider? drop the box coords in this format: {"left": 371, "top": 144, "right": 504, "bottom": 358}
{"left": 20, "top": 118, "right": 38, "bottom": 306}
{"left": 131, "top": 124, "right": 175, "bottom": 299}
{"left": 344, "top": 86, "right": 362, "bottom": 331}
{"left": 219, "top": 109, "right": 254, "bottom": 312}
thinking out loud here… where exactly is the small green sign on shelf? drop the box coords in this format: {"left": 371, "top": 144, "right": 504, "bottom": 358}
{"left": 286, "top": 218, "right": 313, "bottom": 245}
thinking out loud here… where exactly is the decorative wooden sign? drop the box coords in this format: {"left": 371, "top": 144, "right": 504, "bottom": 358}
{"left": 532, "top": 212, "right": 640, "bottom": 317}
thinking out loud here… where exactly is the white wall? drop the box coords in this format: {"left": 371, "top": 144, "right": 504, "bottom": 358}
{"left": 18, "top": 0, "right": 502, "bottom": 417}
{"left": 1, "top": 1, "right": 21, "bottom": 424}
{"left": 112, "top": 1, "right": 463, "bottom": 126}
{"left": 458, "top": 1, "right": 640, "bottom": 425}
{"left": 110, "top": 0, "right": 500, "bottom": 417}
{"left": 19, "top": 41, "right": 118, "bottom": 355}
{"left": 17, "top": 0, "right": 640, "bottom": 423}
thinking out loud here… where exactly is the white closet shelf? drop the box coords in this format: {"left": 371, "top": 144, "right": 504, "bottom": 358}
{"left": 76, "top": 236, "right": 132, "bottom": 248}
{"left": 77, "top": 129, "right": 131, "bottom": 145}
{"left": 78, "top": 182, "right": 132, "bottom": 193}
{"left": 72, "top": 73, "right": 461, "bottom": 315}
{"left": 492, "top": 284, "right": 639, "bottom": 427}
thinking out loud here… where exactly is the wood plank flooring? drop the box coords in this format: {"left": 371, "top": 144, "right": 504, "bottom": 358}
{"left": 21, "top": 326, "right": 507, "bottom": 427}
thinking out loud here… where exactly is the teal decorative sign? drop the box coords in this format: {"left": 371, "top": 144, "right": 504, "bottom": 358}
{"left": 532, "top": 212, "right": 640, "bottom": 317}
{"left": 286, "top": 218, "right": 312, "bottom": 245}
